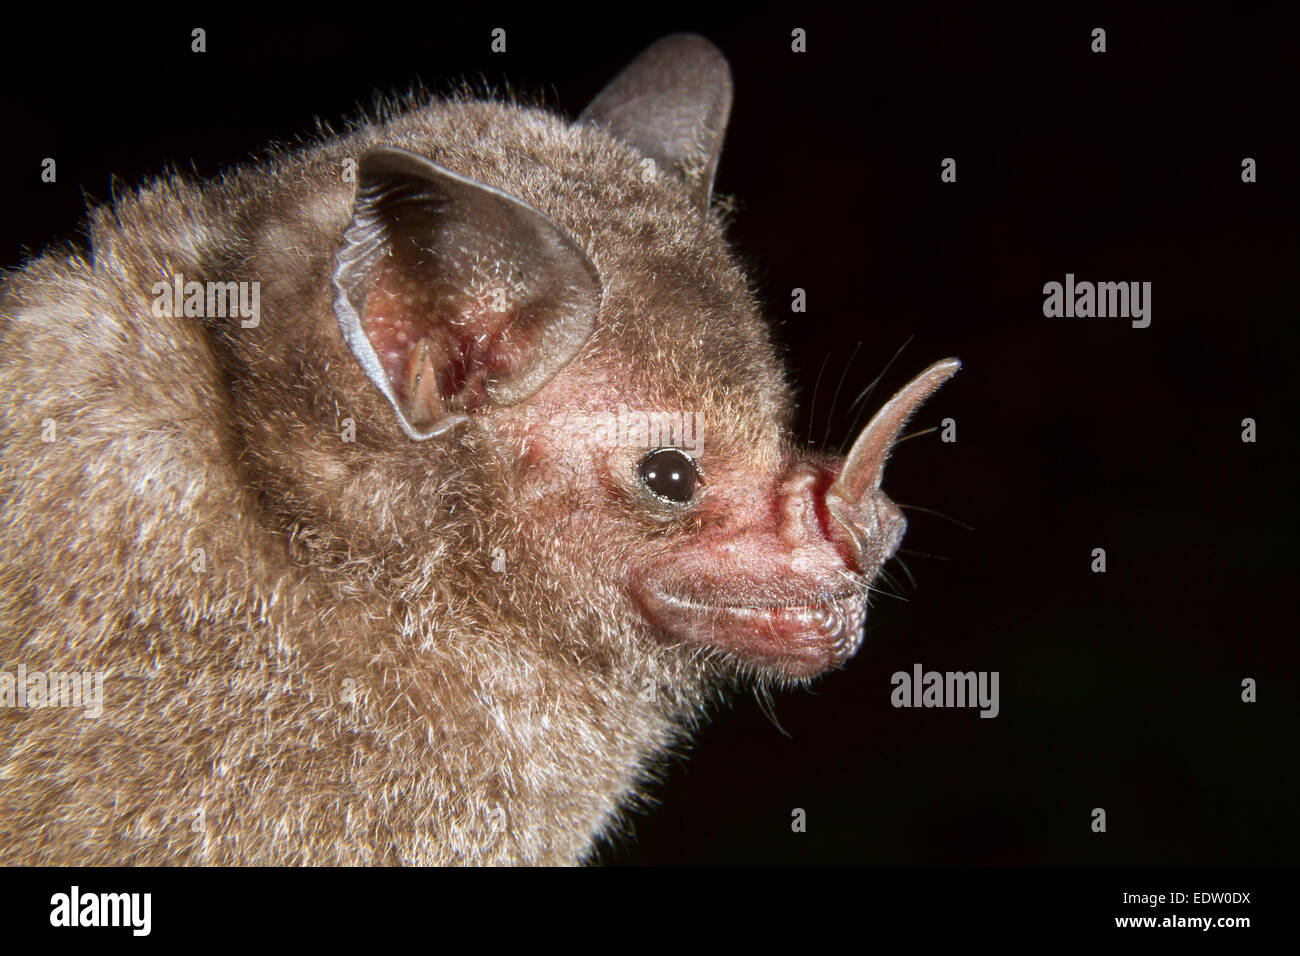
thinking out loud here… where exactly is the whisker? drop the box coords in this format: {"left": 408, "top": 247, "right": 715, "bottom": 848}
{"left": 891, "top": 555, "right": 919, "bottom": 591}
{"left": 753, "top": 684, "right": 791, "bottom": 738}
{"left": 894, "top": 502, "right": 974, "bottom": 532}
{"left": 806, "top": 352, "right": 832, "bottom": 445}
{"left": 844, "top": 375, "right": 886, "bottom": 435}
{"left": 897, "top": 547, "right": 951, "bottom": 562}
{"left": 894, "top": 425, "right": 938, "bottom": 444}
{"left": 867, "top": 577, "right": 909, "bottom": 603}
{"left": 840, "top": 336, "right": 914, "bottom": 453}
{"left": 829, "top": 570, "right": 863, "bottom": 597}
{"left": 821, "top": 340, "right": 862, "bottom": 449}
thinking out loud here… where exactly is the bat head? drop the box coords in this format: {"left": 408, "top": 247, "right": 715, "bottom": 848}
{"left": 322, "top": 34, "right": 958, "bottom": 682}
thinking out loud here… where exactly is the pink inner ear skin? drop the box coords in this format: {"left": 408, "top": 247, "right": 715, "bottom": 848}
{"left": 361, "top": 277, "right": 519, "bottom": 413}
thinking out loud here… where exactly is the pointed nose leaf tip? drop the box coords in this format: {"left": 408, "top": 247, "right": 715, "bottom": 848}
{"left": 830, "top": 358, "right": 961, "bottom": 505}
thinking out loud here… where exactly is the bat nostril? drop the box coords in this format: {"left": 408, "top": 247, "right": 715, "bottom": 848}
{"left": 826, "top": 489, "right": 910, "bottom": 579}
{"left": 825, "top": 491, "right": 873, "bottom": 571}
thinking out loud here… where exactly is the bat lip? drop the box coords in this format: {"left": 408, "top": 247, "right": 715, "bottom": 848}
{"left": 633, "top": 584, "right": 869, "bottom": 679}
{"left": 654, "top": 589, "right": 863, "bottom": 612}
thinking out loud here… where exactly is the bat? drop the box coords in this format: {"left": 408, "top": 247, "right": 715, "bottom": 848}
{"left": 0, "top": 33, "right": 958, "bottom": 864}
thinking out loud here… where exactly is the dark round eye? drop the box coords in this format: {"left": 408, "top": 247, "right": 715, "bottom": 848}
{"left": 639, "top": 448, "right": 699, "bottom": 503}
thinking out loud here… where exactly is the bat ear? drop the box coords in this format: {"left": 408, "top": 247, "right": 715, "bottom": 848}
{"left": 578, "top": 33, "right": 732, "bottom": 210}
{"left": 332, "top": 146, "right": 602, "bottom": 440}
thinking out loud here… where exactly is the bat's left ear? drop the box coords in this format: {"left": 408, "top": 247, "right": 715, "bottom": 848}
{"left": 578, "top": 33, "right": 732, "bottom": 210}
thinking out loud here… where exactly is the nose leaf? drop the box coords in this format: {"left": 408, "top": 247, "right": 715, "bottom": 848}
{"left": 826, "top": 358, "right": 960, "bottom": 570}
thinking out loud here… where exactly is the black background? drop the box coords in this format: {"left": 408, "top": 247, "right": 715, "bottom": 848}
{"left": 4, "top": 3, "right": 1296, "bottom": 866}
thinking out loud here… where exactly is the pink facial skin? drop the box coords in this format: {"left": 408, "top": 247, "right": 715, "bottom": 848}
{"left": 630, "top": 359, "right": 960, "bottom": 680}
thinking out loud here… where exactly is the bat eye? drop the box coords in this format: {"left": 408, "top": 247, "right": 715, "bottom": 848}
{"left": 639, "top": 448, "right": 699, "bottom": 504}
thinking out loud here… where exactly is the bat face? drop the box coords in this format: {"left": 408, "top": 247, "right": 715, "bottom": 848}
{"left": 324, "top": 36, "right": 959, "bottom": 682}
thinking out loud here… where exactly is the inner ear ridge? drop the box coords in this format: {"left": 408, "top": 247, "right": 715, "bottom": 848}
{"left": 331, "top": 146, "right": 602, "bottom": 440}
